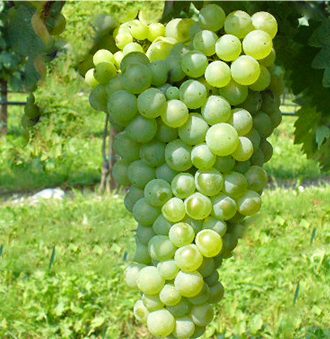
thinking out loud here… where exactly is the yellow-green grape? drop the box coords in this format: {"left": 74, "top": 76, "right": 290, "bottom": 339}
{"left": 123, "top": 42, "right": 144, "bottom": 55}
{"left": 125, "top": 263, "right": 145, "bottom": 289}
{"left": 224, "top": 10, "right": 253, "bottom": 39}
{"left": 195, "top": 229, "right": 223, "bottom": 257}
{"left": 215, "top": 34, "right": 242, "bottom": 62}
{"left": 165, "top": 18, "right": 195, "bottom": 42}
{"left": 148, "top": 22, "right": 165, "bottom": 41}
{"left": 231, "top": 55, "right": 260, "bottom": 86}
{"left": 249, "top": 65, "right": 271, "bottom": 91}
{"left": 173, "top": 317, "right": 196, "bottom": 338}
{"left": 137, "top": 88, "right": 167, "bottom": 119}
{"left": 142, "top": 294, "right": 164, "bottom": 311}
{"left": 181, "top": 50, "right": 208, "bottom": 78}
{"left": 212, "top": 193, "right": 237, "bottom": 220}
{"left": 147, "top": 309, "right": 175, "bottom": 337}
{"left": 195, "top": 169, "right": 224, "bottom": 197}
{"left": 174, "top": 271, "right": 204, "bottom": 298}
{"left": 165, "top": 140, "right": 192, "bottom": 172}
{"left": 84, "top": 68, "right": 99, "bottom": 88}
{"left": 157, "top": 260, "right": 179, "bottom": 280}
{"left": 219, "top": 80, "right": 249, "bottom": 106}
{"left": 137, "top": 266, "right": 165, "bottom": 295}
{"left": 237, "top": 190, "right": 262, "bottom": 216}
{"left": 178, "top": 113, "right": 208, "bottom": 146}
{"left": 189, "top": 283, "right": 210, "bottom": 305}
{"left": 161, "top": 100, "right": 189, "bottom": 128}
{"left": 243, "top": 30, "right": 273, "bottom": 60}
{"left": 93, "top": 49, "right": 115, "bottom": 65}
{"left": 191, "top": 144, "right": 217, "bottom": 170}
{"left": 144, "top": 179, "right": 172, "bottom": 207}
{"left": 203, "top": 217, "right": 227, "bottom": 237}
{"left": 251, "top": 11, "right": 278, "bottom": 39}
{"left": 134, "top": 300, "right": 149, "bottom": 323}
{"left": 169, "top": 222, "right": 195, "bottom": 247}
{"left": 201, "top": 95, "right": 232, "bottom": 125}
{"left": 113, "top": 51, "right": 124, "bottom": 67}
{"left": 162, "top": 197, "right": 186, "bottom": 223}
{"left": 223, "top": 171, "right": 248, "bottom": 198}
{"left": 184, "top": 193, "right": 212, "bottom": 220}
{"left": 229, "top": 108, "right": 253, "bottom": 136}
{"left": 148, "top": 235, "right": 176, "bottom": 261}
{"left": 198, "top": 4, "right": 226, "bottom": 32}
{"left": 171, "top": 173, "right": 196, "bottom": 199}
{"left": 193, "top": 30, "right": 218, "bottom": 56}
{"left": 191, "top": 303, "right": 214, "bottom": 326}
{"left": 232, "top": 136, "right": 254, "bottom": 161}
{"left": 175, "top": 244, "right": 203, "bottom": 272}
{"left": 159, "top": 284, "right": 182, "bottom": 306}
{"left": 205, "top": 61, "right": 231, "bottom": 88}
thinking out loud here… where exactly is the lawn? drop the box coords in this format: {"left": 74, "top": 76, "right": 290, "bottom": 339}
{"left": 0, "top": 187, "right": 329, "bottom": 338}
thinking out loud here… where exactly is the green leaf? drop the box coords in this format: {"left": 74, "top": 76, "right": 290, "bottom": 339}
{"left": 322, "top": 67, "right": 330, "bottom": 87}
{"left": 316, "top": 125, "right": 330, "bottom": 148}
{"left": 309, "top": 18, "right": 330, "bottom": 47}
{"left": 250, "top": 314, "right": 263, "bottom": 334}
{"left": 312, "top": 46, "right": 330, "bottom": 69}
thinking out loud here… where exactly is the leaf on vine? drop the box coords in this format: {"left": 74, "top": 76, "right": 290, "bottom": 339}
{"left": 316, "top": 125, "right": 330, "bottom": 148}
{"left": 309, "top": 18, "right": 330, "bottom": 47}
{"left": 322, "top": 67, "right": 330, "bottom": 88}
{"left": 311, "top": 46, "right": 330, "bottom": 69}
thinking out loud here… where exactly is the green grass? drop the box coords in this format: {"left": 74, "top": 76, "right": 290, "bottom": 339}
{"left": 0, "top": 187, "right": 329, "bottom": 338}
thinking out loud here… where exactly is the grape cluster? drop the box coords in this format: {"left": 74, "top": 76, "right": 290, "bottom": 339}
{"left": 86, "top": 4, "right": 282, "bottom": 338}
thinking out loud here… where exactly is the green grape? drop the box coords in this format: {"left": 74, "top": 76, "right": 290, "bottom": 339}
{"left": 124, "top": 186, "right": 144, "bottom": 212}
{"left": 243, "top": 30, "right": 273, "bottom": 60}
{"left": 205, "top": 61, "right": 231, "bottom": 88}
{"left": 166, "top": 86, "right": 180, "bottom": 100}
{"left": 169, "top": 222, "right": 195, "bottom": 247}
{"left": 184, "top": 218, "right": 204, "bottom": 234}
{"left": 191, "top": 303, "right": 214, "bottom": 326}
{"left": 159, "top": 284, "right": 182, "bottom": 306}
{"left": 129, "top": 19, "right": 149, "bottom": 40}
{"left": 237, "top": 190, "right": 261, "bottom": 216}
{"left": 192, "top": 325, "right": 207, "bottom": 338}
{"left": 128, "top": 160, "right": 155, "bottom": 188}
{"left": 201, "top": 95, "right": 231, "bottom": 125}
{"left": 175, "top": 244, "right": 203, "bottom": 272}
{"left": 140, "top": 141, "right": 165, "bottom": 168}
{"left": 246, "top": 128, "right": 261, "bottom": 149}
{"left": 178, "top": 114, "right": 208, "bottom": 146}
{"left": 241, "top": 91, "right": 262, "bottom": 114}
{"left": 215, "top": 34, "right": 242, "bottom": 62}
{"left": 142, "top": 294, "right": 164, "bottom": 311}
{"left": 112, "top": 159, "right": 130, "bottom": 187}
{"left": 253, "top": 112, "right": 273, "bottom": 138}
{"left": 190, "top": 283, "right": 210, "bottom": 305}
{"left": 259, "top": 48, "right": 276, "bottom": 67}
{"left": 245, "top": 165, "right": 268, "bottom": 192}
{"left": 193, "top": 30, "right": 217, "bottom": 56}
{"left": 195, "top": 169, "right": 223, "bottom": 197}
{"left": 165, "top": 140, "right": 192, "bottom": 171}
{"left": 94, "top": 62, "right": 117, "bottom": 84}
{"left": 204, "top": 270, "right": 219, "bottom": 287}
{"left": 106, "top": 76, "right": 124, "bottom": 96}
{"left": 269, "top": 108, "right": 282, "bottom": 129}
{"left": 115, "top": 30, "right": 133, "bottom": 49}
{"left": 134, "top": 241, "right": 152, "bottom": 264}
{"left": 167, "top": 300, "right": 192, "bottom": 317}
{"left": 125, "top": 263, "right": 145, "bottom": 289}
{"left": 161, "top": 99, "right": 189, "bottom": 128}
{"left": 223, "top": 171, "right": 248, "bottom": 198}
{"left": 198, "top": 257, "right": 215, "bottom": 277}
{"left": 229, "top": 108, "right": 253, "bottom": 136}
{"left": 123, "top": 42, "right": 144, "bottom": 55}
{"left": 162, "top": 197, "right": 186, "bottom": 223}
{"left": 185, "top": 193, "right": 212, "bottom": 220}
{"left": 137, "top": 88, "right": 166, "bottom": 119}
{"left": 147, "top": 37, "right": 177, "bottom": 63}
{"left": 181, "top": 50, "right": 208, "bottom": 78}
{"left": 224, "top": 10, "right": 253, "bottom": 39}
{"left": 191, "top": 144, "right": 216, "bottom": 170}
{"left": 179, "top": 80, "right": 207, "bottom": 109}
{"left": 156, "top": 118, "right": 178, "bottom": 143}
{"left": 165, "top": 18, "right": 195, "bottom": 42}
{"left": 251, "top": 11, "right": 278, "bottom": 39}
{"left": 260, "top": 139, "right": 273, "bottom": 163}
{"left": 147, "top": 309, "right": 175, "bottom": 337}
{"left": 219, "top": 80, "right": 249, "bottom": 106}
{"left": 261, "top": 91, "right": 280, "bottom": 115}
{"left": 89, "top": 85, "right": 108, "bottom": 112}
{"left": 232, "top": 136, "right": 254, "bottom": 161}
{"left": 156, "top": 163, "right": 178, "bottom": 183}
{"left": 148, "top": 235, "right": 176, "bottom": 261}
{"left": 206, "top": 123, "right": 239, "bottom": 156}
{"left": 221, "top": 232, "right": 238, "bottom": 258}
{"left": 171, "top": 173, "right": 196, "bottom": 199}
{"left": 231, "top": 222, "right": 247, "bottom": 239}
{"left": 231, "top": 55, "right": 260, "bottom": 86}
{"left": 148, "top": 22, "right": 166, "bottom": 42}
{"left": 85, "top": 68, "right": 99, "bottom": 88}
{"left": 198, "top": 4, "right": 225, "bottom": 32}
{"left": 203, "top": 217, "right": 227, "bottom": 237}
{"left": 144, "top": 179, "right": 172, "bottom": 207}
{"left": 133, "top": 198, "right": 160, "bottom": 226}
{"left": 249, "top": 65, "right": 271, "bottom": 91}
{"left": 208, "top": 281, "right": 224, "bottom": 304}
{"left": 122, "top": 63, "right": 152, "bottom": 94}
{"left": 214, "top": 156, "right": 235, "bottom": 173}
{"left": 167, "top": 52, "right": 186, "bottom": 83}
{"left": 108, "top": 90, "right": 137, "bottom": 126}
{"left": 153, "top": 214, "right": 172, "bottom": 235}
{"left": 174, "top": 271, "right": 204, "bottom": 298}
{"left": 126, "top": 115, "right": 157, "bottom": 143}
{"left": 150, "top": 60, "right": 168, "bottom": 87}
{"left": 234, "top": 160, "right": 251, "bottom": 174}
{"left": 173, "top": 317, "right": 196, "bottom": 338}
{"left": 134, "top": 300, "right": 149, "bottom": 323}
{"left": 250, "top": 148, "right": 265, "bottom": 166}
{"left": 136, "top": 225, "right": 155, "bottom": 246}
{"left": 212, "top": 193, "right": 237, "bottom": 220}
{"left": 157, "top": 260, "right": 179, "bottom": 280}
{"left": 120, "top": 52, "right": 149, "bottom": 73}
{"left": 196, "top": 229, "right": 222, "bottom": 257}
{"left": 113, "top": 51, "right": 124, "bottom": 68}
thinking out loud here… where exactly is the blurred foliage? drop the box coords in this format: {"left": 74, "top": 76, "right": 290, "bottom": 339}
{"left": 0, "top": 188, "right": 329, "bottom": 337}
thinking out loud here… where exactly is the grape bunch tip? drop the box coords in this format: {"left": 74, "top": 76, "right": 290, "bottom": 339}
{"left": 86, "top": 4, "right": 282, "bottom": 338}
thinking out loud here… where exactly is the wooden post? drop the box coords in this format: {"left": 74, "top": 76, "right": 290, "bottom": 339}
{"left": 0, "top": 80, "right": 8, "bottom": 134}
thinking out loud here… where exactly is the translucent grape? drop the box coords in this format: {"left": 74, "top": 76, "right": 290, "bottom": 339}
{"left": 219, "top": 80, "right": 248, "bottom": 106}
{"left": 140, "top": 141, "right": 165, "bottom": 168}
{"left": 179, "top": 80, "right": 207, "bottom": 109}
{"left": 201, "top": 95, "right": 232, "bottom": 125}
{"left": 214, "top": 156, "right": 236, "bottom": 173}
{"left": 169, "top": 222, "right": 195, "bottom": 247}
{"left": 206, "top": 123, "right": 239, "bottom": 156}
{"left": 223, "top": 171, "right": 248, "bottom": 198}
{"left": 191, "top": 144, "right": 216, "bottom": 170}
{"left": 237, "top": 190, "right": 262, "bottom": 216}
{"left": 156, "top": 163, "right": 178, "bottom": 183}
{"left": 181, "top": 50, "right": 208, "bottom": 78}
{"left": 89, "top": 85, "right": 108, "bottom": 112}
{"left": 215, "top": 34, "right": 242, "bottom": 62}
{"left": 198, "top": 257, "right": 215, "bottom": 277}
{"left": 253, "top": 112, "right": 273, "bottom": 138}
{"left": 193, "top": 30, "right": 218, "bottom": 56}
{"left": 134, "top": 300, "right": 149, "bottom": 323}
{"left": 224, "top": 10, "right": 253, "bottom": 39}
{"left": 167, "top": 300, "right": 192, "bottom": 317}
{"left": 153, "top": 214, "right": 172, "bottom": 236}
{"left": 198, "top": 4, "right": 226, "bottom": 32}
{"left": 123, "top": 42, "right": 144, "bottom": 55}
{"left": 243, "top": 30, "right": 273, "bottom": 60}
{"left": 133, "top": 198, "right": 160, "bottom": 226}
{"left": 259, "top": 48, "right": 276, "bottom": 67}
{"left": 161, "top": 99, "right": 189, "bottom": 128}
{"left": 148, "top": 235, "right": 176, "bottom": 262}
{"left": 195, "top": 169, "right": 223, "bottom": 197}
{"left": 126, "top": 115, "right": 157, "bottom": 143}
{"left": 185, "top": 193, "right": 212, "bottom": 220}
{"left": 125, "top": 263, "right": 145, "bottom": 289}
{"left": 94, "top": 62, "right": 117, "bottom": 84}
{"left": 165, "top": 140, "right": 192, "bottom": 171}
{"left": 120, "top": 52, "right": 149, "bottom": 73}
{"left": 166, "top": 86, "right": 180, "bottom": 100}
{"left": 175, "top": 244, "right": 203, "bottom": 272}
{"left": 162, "top": 197, "right": 186, "bottom": 223}
{"left": 171, "top": 173, "right": 196, "bottom": 199}
{"left": 147, "top": 309, "right": 175, "bottom": 337}
{"left": 128, "top": 160, "right": 155, "bottom": 188}
{"left": 208, "top": 281, "right": 225, "bottom": 303}
{"left": 189, "top": 283, "right": 210, "bottom": 305}
{"left": 178, "top": 113, "right": 208, "bottom": 146}
{"left": 165, "top": 18, "right": 195, "bottom": 42}
{"left": 112, "top": 159, "right": 130, "bottom": 187}
{"left": 124, "top": 186, "right": 144, "bottom": 212}
{"left": 134, "top": 242, "right": 151, "bottom": 264}
{"left": 150, "top": 60, "right": 168, "bottom": 87}
{"left": 231, "top": 55, "right": 260, "bottom": 86}
{"left": 129, "top": 19, "right": 149, "bottom": 40}
{"left": 85, "top": 68, "right": 98, "bottom": 88}
{"left": 144, "top": 179, "right": 172, "bottom": 207}
{"left": 137, "top": 88, "right": 166, "bottom": 119}
{"left": 115, "top": 30, "right": 133, "bottom": 49}
{"left": 157, "top": 260, "right": 179, "bottom": 280}
{"left": 232, "top": 136, "right": 254, "bottom": 161}
{"left": 196, "top": 229, "right": 222, "bottom": 257}
{"left": 245, "top": 165, "right": 268, "bottom": 192}
{"left": 159, "top": 284, "right": 182, "bottom": 306}
{"left": 249, "top": 65, "right": 271, "bottom": 91}
{"left": 212, "top": 193, "right": 237, "bottom": 220}
{"left": 174, "top": 271, "right": 204, "bottom": 298}
{"left": 251, "top": 11, "right": 278, "bottom": 39}
{"left": 229, "top": 108, "right": 253, "bottom": 136}
{"left": 142, "top": 294, "right": 164, "bottom": 311}
{"left": 106, "top": 76, "right": 124, "bottom": 96}
{"left": 191, "top": 303, "right": 214, "bottom": 326}
{"left": 122, "top": 63, "right": 152, "bottom": 94}
{"left": 148, "top": 22, "right": 166, "bottom": 42}
{"left": 156, "top": 119, "right": 178, "bottom": 143}
{"left": 203, "top": 216, "right": 227, "bottom": 236}
{"left": 137, "top": 266, "right": 165, "bottom": 295}
{"left": 173, "top": 317, "right": 196, "bottom": 338}
{"left": 205, "top": 61, "right": 231, "bottom": 88}
{"left": 136, "top": 225, "right": 155, "bottom": 246}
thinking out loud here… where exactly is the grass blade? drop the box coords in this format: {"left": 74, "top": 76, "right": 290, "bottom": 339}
{"left": 48, "top": 246, "right": 56, "bottom": 271}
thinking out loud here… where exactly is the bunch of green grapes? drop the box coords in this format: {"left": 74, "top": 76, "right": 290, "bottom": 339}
{"left": 86, "top": 4, "right": 282, "bottom": 338}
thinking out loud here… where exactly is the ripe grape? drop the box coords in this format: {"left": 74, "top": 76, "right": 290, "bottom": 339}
{"left": 169, "top": 222, "right": 195, "bottom": 247}
{"left": 178, "top": 113, "right": 208, "bottom": 146}
{"left": 224, "top": 10, "right": 253, "bottom": 38}
{"left": 137, "top": 88, "right": 166, "bottom": 119}
{"left": 201, "top": 95, "right": 232, "bottom": 125}
{"left": 215, "top": 34, "right": 242, "bottom": 61}
{"left": 205, "top": 61, "right": 231, "bottom": 88}
{"left": 231, "top": 55, "right": 261, "bottom": 86}
{"left": 251, "top": 11, "right": 278, "bottom": 39}
{"left": 147, "top": 309, "right": 175, "bottom": 337}
{"left": 191, "top": 144, "right": 216, "bottom": 170}
{"left": 181, "top": 50, "right": 208, "bottom": 78}
{"left": 171, "top": 173, "right": 196, "bottom": 199}
{"left": 198, "top": 4, "right": 226, "bottom": 32}
{"left": 193, "top": 30, "right": 218, "bottom": 56}
{"left": 179, "top": 80, "right": 207, "bottom": 109}
{"left": 243, "top": 30, "right": 273, "bottom": 60}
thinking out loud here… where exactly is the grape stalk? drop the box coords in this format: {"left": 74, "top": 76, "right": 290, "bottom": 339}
{"left": 86, "top": 4, "right": 282, "bottom": 338}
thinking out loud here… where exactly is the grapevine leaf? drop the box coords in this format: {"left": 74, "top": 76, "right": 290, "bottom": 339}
{"left": 309, "top": 18, "right": 330, "bottom": 47}
{"left": 322, "top": 67, "right": 330, "bottom": 88}
{"left": 315, "top": 125, "right": 330, "bottom": 148}
{"left": 311, "top": 46, "right": 330, "bottom": 69}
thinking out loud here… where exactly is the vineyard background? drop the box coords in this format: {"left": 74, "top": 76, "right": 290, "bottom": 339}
{"left": 0, "top": 1, "right": 329, "bottom": 338}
